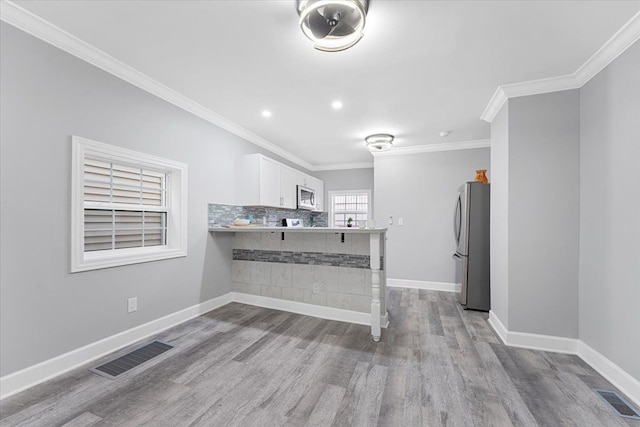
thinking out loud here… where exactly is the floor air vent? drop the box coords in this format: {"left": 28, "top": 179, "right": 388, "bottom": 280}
{"left": 90, "top": 341, "right": 173, "bottom": 379}
{"left": 594, "top": 389, "right": 640, "bottom": 419}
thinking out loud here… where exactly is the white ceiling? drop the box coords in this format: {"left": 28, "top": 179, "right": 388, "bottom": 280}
{"left": 9, "top": 0, "right": 640, "bottom": 169}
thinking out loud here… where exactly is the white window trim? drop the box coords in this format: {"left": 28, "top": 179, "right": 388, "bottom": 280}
{"left": 71, "top": 136, "right": 188, "bottom": 272}
{"left": 328, "top": 189, "right": 372, "bottom": 228}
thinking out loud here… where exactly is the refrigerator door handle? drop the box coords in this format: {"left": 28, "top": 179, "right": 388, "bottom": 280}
{"left": 454, "top": 195, "right": 462, "bottom": 244}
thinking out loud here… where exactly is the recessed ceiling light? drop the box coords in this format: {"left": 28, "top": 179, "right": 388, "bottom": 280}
{"left": 332, "top": 101, "right": 343, "bottom": 110}
{"left": 262, "top": 110, "right": 272, "bottom": 118}
{"left": 440, "top": 130, "right": 451, "bottom": 138}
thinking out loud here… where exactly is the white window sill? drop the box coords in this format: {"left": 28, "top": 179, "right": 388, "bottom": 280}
{"left": 71, "top": 247, "right": 187, "bottom": 273}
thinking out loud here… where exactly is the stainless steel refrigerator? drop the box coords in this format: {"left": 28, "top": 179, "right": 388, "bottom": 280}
{"left": 453, "top": 182, "right": 490, "bottom": 311}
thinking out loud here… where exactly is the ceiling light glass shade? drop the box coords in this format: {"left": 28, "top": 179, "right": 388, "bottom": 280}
{"left": 297, "top": 0, "right": 368, "bottom": 52}
{"left": 365, "top": 134, "right": 394, "bottom": 151}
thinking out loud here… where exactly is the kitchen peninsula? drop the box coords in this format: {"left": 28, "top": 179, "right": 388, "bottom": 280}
{"left": 210, "top": 226, "right": 389, "bottom": 341}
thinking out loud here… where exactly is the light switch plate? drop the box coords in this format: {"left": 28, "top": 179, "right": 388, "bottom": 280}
{"left": 398, "top": 218, "right": 404, "bottom": 226}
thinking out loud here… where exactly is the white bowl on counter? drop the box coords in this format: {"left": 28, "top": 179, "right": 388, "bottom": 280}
{"left": 232, "top": 218, "right": 250, "bottom": 226}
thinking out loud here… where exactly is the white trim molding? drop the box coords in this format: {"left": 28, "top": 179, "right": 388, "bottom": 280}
{"left": 574, "top": 10, "right": 640, "bottom": 88}
{"left": 313, "top": 162, "right": 374, "bottom": 171}
{"left": 371, "top": 140, "right": 490, "bottom": 157}
{"left": 481, "top": 75, "right": 580, "bottom": 123}
{"left": 0, "top": 0, "right": 315, "bottom": 172}
{"left": 481, "top": 11, "right": 640, "bottom": 123}
{"left": 488, "top": 311, "right": 640, "bottom": 408}
{"left": 0, "top": 291, "right": 390, "bottom": 401}
{"left": 387, "top": 278, "right": 461, "bottom": 293}
{"left": 231, "top": 292, "right": 376, "bottom": 327}
{"left": 578, "top": 341, "right": 640, "bottom": 408}
{"left": 488, "top": 311, "right": 578, "bottom": 354}
{"left": 487, "top": 310, "right": 508, "bottom": 344}
{"left": 0, "top": 293, "right": 233, "bottom": 400}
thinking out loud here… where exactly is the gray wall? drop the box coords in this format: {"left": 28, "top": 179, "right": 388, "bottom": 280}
{"left": 0, "top": 23, "right": 306, "bottom": 376}
{"left": 313, "top": 168, "right": 374, "bottom": 212}
{"left": 507, "top": 91, "right": 580, "bottom": 338}
{"left": 579, "top": 41, "right": 640, "bottom": 380}
{"left": 374, "top": 149, "right": 490, "bottom": 283}
{"left": 490, "top": 104, "right": 510, "bottom": 327}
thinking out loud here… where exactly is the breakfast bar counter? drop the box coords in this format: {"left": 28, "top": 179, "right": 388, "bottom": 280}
{"left": 210, "top": 226, "right": 389, "bottom": 341}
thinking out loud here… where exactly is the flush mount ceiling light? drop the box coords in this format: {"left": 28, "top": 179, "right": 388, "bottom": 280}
{"left": 297, "top": 0, "right": 369, "bottom": 52}
{"left": 365, "top": 133, "right": 394, "bottom": 151}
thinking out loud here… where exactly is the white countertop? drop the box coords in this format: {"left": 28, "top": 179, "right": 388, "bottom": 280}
{"left": 210, "top": 226, "right": 387, "bottom": 234}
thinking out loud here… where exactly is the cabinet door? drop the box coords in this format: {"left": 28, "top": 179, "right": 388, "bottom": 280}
{"left": 314, "top": 179, "right": 324, "bottom": 211}
{"left": 280, "top": 166, "right": 297, "bottom": 209}
{"left": 259, "top": 157, "right": 281, "bottom": 207}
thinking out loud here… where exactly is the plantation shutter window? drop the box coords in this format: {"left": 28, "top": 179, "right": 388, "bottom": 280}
{"left": 82, "top": 159, "right": 168, "bottom": 252}
{"left": 71, "top": 136, "right": 187, "bottom": 272}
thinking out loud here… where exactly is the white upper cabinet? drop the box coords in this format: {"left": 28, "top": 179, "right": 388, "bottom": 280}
{"left": 296, "top": 172, "right": 309, "bottom": 188}
{"left": 280, "top": 166, "right": 297, "bottom": 209}
{"left": 241, "top": 153, "right": 323, "bottom": 210}
{"left": 241, "top": 154, "right": 280, "bottom": 207}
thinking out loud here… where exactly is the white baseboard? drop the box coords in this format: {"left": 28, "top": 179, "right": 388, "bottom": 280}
{"left": 1, "top": 291, "right": 383, "bottom": 401}
{"left": 6, "top": 292, "right": 637, "bottom": 410}
{"left": 0, "top": 293, "right": 233, "bottom": 401}
{"left": 488, "top": 310, "right": 508, "bottom": 344}
{"left": 230, "top": 292, "right": 375, "bottom": 327}
{"left": 488, "top": 311, "right": 640, "bottom": 407}
{"left": 488, "top": 311, "right": 578, "bottom": 354}
{"left": 578, "top": 341, "right": 640, "bottom": 408}
{"left": 387, "top": 278, "right": 461, "bottom": 293}
{"left": 506, "top": 331, "right": 579, "bottom": 354}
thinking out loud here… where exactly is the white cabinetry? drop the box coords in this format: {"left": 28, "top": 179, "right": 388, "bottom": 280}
{"left": 241, "top": 153, "right": 322, "bottom": 210}
{"left": 241, "top": 154, "right": 281, "bottom": 207}
{"left": 280, "top": 166, "right": 297, "bottom": 209}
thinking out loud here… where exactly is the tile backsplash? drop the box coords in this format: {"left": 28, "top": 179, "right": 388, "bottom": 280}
{"left": 208, "top": 203, "right": 328, "bottom": 228}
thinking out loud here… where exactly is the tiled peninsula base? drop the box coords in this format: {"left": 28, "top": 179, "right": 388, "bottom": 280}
{"left": 212, "top": 227, "right": 389, "bottom": 340}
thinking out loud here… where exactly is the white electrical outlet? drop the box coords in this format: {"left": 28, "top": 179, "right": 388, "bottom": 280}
{"left": 398, "top": 217, "right": 404, "bottom": 226}
{"left": 127, "top": 297, "right": 138, "bottom": 313}
{"left": 313, "top": 283, "right": 320, "bottom": 294}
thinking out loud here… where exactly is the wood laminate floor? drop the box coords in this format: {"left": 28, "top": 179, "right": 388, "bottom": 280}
{"left": 1, "top": 288, "right": 637, "bottom": 426}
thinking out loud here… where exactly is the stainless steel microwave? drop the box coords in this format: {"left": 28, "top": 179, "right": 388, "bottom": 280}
{"left": 297, "top": 185, "right": 316, "bottom": 210}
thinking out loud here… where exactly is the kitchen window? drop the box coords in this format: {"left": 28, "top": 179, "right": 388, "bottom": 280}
{"left": 71, "top": 136, "right": 188, "bottom": 272}
{"left": 328, "top": 190, "right": 371, "bottom": 227}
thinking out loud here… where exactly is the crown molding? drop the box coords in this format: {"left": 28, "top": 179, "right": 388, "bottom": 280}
{"left": 313, "top": 161, "right": 373, "bottom": 171}
{"left": 480, "top": 74, "right": 579, "bottom": 122}
{"left": 575, "top": 10, "right": 640, "bottom": 86}
{"left": 371, "top": 139, "right": 490, "bottom": 157}
{"left": 0, "top": 0, "right": 316, "bottom": 172}
{"left": 481, "top": 11, "right": 640, "bottom": 123}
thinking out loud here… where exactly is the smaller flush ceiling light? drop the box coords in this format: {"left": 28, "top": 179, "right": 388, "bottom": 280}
{"left": 297, "top": 0, "right": 369, "bottom": 52}
{"left": 262, "top": 110, "right": 272, "bottom": 117}
{"left": 365, "top": 133, "right": 394, "bottom": 152}
{"left": 332, "top": 100, "right": 343, "bottom": 109}
{"left": 439, "top": 130, "right": 451, "bottom": 138}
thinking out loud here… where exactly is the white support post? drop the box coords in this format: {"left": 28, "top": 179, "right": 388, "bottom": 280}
{"left": 370, "top": 232, "right": 381, "bottom": 341}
